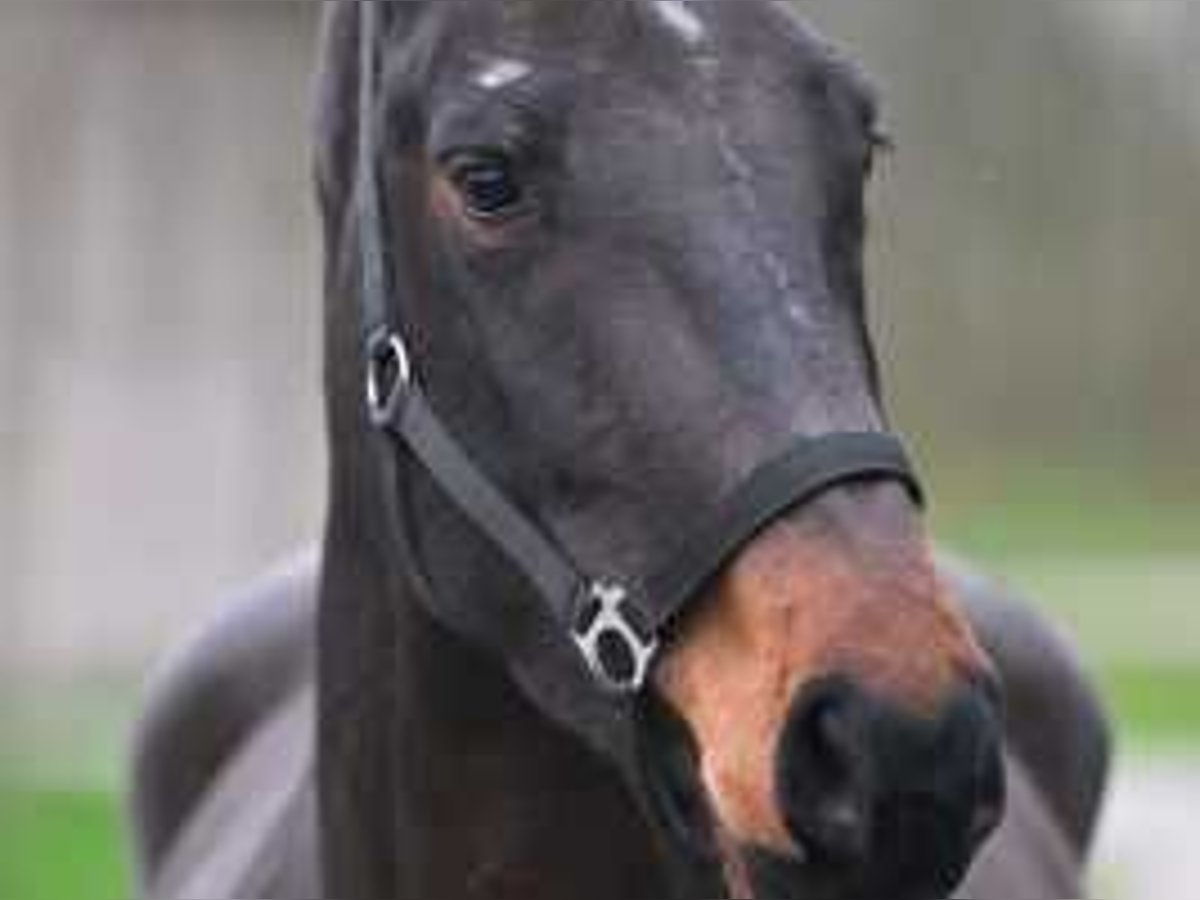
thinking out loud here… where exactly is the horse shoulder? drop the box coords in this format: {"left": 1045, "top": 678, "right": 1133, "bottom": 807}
{"left": 938, "top": 553, "right": 1113, "bottom": 861}
{"left": 127, "top": 548, "right": 319, "bottom": 894}
{"left": 962, "top": 751, "right": 1083, "bottom": 899}
{"left": 149, "top": 687, "right": 319, "bottom": 900}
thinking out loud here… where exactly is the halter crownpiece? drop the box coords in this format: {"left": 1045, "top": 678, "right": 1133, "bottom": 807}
{"left": 354, "top": 6, "right": 924, "bottom": 697}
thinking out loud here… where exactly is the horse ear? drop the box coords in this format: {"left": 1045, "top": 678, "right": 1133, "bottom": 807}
{"left": 313, "top": 2, "right": 431, "bottom": 227}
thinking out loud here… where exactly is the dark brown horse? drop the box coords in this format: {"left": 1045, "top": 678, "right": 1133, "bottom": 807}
{"left": 128, "top": 3, "right": 1111, "bottom": 898}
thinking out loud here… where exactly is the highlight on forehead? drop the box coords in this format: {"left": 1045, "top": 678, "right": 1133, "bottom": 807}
{"left": 474, "top": 57, "right": 534, "bottom": 91}
{"left": 651, "top": 0, "right": 708, "bottom": 47}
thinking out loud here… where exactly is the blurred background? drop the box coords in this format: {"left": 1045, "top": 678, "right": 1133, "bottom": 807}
{"left": 0, "top": 3, "right": 1196, "bottom": 898}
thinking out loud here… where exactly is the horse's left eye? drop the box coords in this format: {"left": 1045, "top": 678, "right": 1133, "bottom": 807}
{"left": 447, "top": 153, "right": 527, "bottom": 221}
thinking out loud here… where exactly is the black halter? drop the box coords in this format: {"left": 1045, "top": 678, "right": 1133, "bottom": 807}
{"left": 354, "top": 6, "right": 923, "bottom": 696}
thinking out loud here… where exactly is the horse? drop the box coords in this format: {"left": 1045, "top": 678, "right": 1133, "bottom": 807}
{"left": 128, "top": 3, "right": 1112, "bottom": 898}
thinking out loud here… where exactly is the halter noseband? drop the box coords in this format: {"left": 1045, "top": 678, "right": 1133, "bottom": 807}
{"left": 354, "top": 6, "right": 924, "bottom": 696}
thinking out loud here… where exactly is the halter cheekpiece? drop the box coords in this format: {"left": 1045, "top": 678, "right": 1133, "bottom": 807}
{"left": 354, "top": 5, "right": 924, "bottom": 696}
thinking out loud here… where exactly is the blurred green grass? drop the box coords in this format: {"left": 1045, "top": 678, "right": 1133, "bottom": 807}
{"left": 1102, "top": 663, "right": 1200, "bottom": 745}
{"left": 926, "top": 457, "right": 1200, "bottom": 561}
{"left": 0, "top": 789, "right": 128, "bottom": 900}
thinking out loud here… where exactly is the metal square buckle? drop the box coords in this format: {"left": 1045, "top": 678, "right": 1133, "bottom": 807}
{"left": 571, "top": 582, "right": 659, "bottom": 695}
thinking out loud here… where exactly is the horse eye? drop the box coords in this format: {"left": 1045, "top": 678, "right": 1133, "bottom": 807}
{"left": 446, "top": 152, "right": 527, "bottom": 221}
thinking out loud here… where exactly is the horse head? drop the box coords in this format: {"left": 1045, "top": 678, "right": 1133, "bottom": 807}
{"left": 316, "top": 3, "right": 1004, "bottom": 897}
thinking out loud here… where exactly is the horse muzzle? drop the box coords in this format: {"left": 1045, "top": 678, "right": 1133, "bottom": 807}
{"left": 649, "top": 485, "right": 1006, "bottom": 899}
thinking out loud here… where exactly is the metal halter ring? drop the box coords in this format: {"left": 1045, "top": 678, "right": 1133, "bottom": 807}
{"left": 572, "top": 582, "right": 660, "bottom": 695}
{"left": 365, "top": 330, "right": 413, "bottom": 427}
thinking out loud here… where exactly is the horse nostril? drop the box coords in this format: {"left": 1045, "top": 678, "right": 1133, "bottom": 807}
{"left": 776, "top": 678, "right": 1006, "bottom": 874}
{"left": 777, "top": 681, "right": 874, "bottom": 864}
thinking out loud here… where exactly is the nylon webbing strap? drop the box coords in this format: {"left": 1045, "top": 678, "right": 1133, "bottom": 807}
{"left": 353, "top": 5, "right": 926, "bottom": 697}
{"left": 357, "top": 2, "right": 388, "bottom": 341}
{"left": 378, "top": 381, "right": 588, "bottom": 625}
{"left": 642, "top": 433, "right": 923, "bottom": 635}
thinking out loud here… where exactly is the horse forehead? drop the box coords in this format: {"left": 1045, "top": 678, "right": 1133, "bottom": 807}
{"left": 456, "top": 0, "right": 727, "bottom": 67}
{"left": 444, "top": 0, "right": 820, "bottom": 98}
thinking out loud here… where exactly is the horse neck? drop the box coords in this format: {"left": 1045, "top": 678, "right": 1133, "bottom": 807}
{"left": 316, "top": 491, "right": 670, "bottom": 900}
